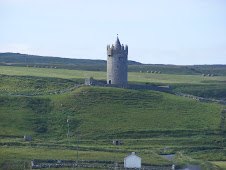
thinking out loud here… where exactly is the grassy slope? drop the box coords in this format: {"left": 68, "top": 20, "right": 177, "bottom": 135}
{"left": 0, "top": 86, "right": 224, "bottom": 169}
{"left": 0, "top": 87, "right": 222, "bottom": 139}
{"left": 0, "top": 66, "right": 225, "bottom": 169}
{"left": 52, "top": 87, "right": 222, "bottom": 137}
{"left": 0, "top": 75, "right": 81, "bottom": 95}
{"left": 0, "top": 53, "right": 107, "bottom": 66}
{"left": 0, "top": 52, "right": 140, "bottom": 66}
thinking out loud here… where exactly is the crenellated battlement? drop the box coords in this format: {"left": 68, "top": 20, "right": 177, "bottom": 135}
{"left": 107, "top": 44, "right": 128, "bottom": 52}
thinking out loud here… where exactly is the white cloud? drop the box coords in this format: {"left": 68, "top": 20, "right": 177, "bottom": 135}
{"left": 0, "top": 44, "right": 38, "bottom": 54}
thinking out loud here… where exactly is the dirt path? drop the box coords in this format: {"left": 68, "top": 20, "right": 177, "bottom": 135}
{"left": 161, "top": 154, "right": 202, "bottom": 170}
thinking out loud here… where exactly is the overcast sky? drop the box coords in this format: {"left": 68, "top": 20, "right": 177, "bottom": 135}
{"left": 1, "top": 0, "right": 226, "bottom": 65}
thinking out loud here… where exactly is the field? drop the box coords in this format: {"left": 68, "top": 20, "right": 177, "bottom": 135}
{"left": 0, "top": 86, "right": 222, "bottom": 137}
{"left": 1, "top": 66, "right": 226, "bottom": 84}
{"left": 1, "top": 53, "right": 226, "bottom": 76}
{"left": 0, "top": 65, "right": 225, "bottom": 169}
{"left": 1, "top": 66, "right": 226, "bottom": 99}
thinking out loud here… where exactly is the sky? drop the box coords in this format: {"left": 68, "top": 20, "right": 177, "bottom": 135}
{"left": 0, "top": 0, "right": 226, "bottom": 65}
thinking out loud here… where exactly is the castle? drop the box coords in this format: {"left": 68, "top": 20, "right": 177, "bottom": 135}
{"left": 84, "top": 36, "right": 172, "bottom": 92}
{"left": 107, "top": 36, "right": 128, "bottom": 85}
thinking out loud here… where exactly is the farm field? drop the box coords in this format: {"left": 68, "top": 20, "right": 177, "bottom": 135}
{"left": 1, "top": 66, "right": 226, "bottom": 84}
{"left": 0, "top": 65, "right": 225, "bottom": 169}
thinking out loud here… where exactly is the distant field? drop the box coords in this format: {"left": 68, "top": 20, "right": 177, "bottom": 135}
{"left": 0, "top": 66, "right": 106, "bottom": 80}
{"left": 1, "top": 53, "right": 226, "bottom": 75}
{"left": 1, "top": 66, "right": 226, "bottom": 84}
{"left": 1, "top": 66, "right": 226, "bottom": 100}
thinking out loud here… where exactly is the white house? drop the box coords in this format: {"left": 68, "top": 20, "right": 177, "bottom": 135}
{"left": 124, "top": 152, "right": 142, "bottom": 168}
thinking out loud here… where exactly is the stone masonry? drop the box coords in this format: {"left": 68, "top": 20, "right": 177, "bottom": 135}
{"left": 107, "top": 36, "right": 128, "bottom": 85}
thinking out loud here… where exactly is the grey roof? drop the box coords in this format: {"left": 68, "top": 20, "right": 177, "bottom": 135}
{"left": 114, "top": 36, "right": 121, "bottom": 49}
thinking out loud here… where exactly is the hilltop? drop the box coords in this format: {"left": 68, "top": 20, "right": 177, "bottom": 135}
{"left": 0, "top": 52, "right": 141, "bottom": 66}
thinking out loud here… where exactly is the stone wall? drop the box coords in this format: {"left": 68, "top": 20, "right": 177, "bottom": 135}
{"left": 175, "top": 93, "right": 226, "bottom": 105}
{"left": 89, "top": 84, "right": 172, "bottom": 92}
{"left": 31, "top": 159, "right": 172, "bottom": 169}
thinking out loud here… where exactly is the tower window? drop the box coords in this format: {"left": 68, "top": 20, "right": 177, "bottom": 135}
{"left": 119, "top": 57, "right": 123, "bottom": 62}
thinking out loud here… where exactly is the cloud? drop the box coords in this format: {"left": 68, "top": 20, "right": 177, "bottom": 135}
{"left": 0, "top": 44, "right": 38, "bottom": 54}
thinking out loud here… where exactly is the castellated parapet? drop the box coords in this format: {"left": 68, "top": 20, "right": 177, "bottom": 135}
{"left": 107, "top": 36, "right": 128, "bottom": 84}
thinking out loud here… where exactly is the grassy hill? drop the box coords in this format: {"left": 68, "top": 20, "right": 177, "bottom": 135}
{"left": 1, "top": 86, "right": 222, "bottom": 139}
{"left": 0, "top": 86, "right": 225, "bottom": 169}
{"left": 48, "top": 87, "right": 223, "bottom": 138}
{"left": 0, "top": 65, "right": 225, "bottom": 169}
{"left": 0, "top": 52, "right": 141, "bottom": 66}
{"left": 1, "top": 52, "right": 226, "bottom": 76}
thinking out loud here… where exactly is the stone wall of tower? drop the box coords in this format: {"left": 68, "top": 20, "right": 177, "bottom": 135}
{"left": 107, "top": 41, "right": 128, "bottom": 85}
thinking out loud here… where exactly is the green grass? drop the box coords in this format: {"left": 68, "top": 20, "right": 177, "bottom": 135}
{"left": 128, "top": 72, "right": 226, "bottom": 84}
{"left": 52, "top": 87, "right": 222, "bottom": 137}
{"left": 187, "top": 149, "right": 226, "bottom": 161}
{"left": 1, "top": 65, "right": 226, "bottom": 99}
{"left": 0, "top": 52, "right": 140, "bottom": 66}
{"left": 1, "top": 66, "right": 226, "bottom": 84}
{"left": 172, "top": 83, "right": 226, "bottom": 100}
{"left": 0, "top": 65, "right": 225, "bottom": 169}
{"left": 175, "top": 151, "right": 220, "bottom": 169}
{"left": 0, "top": 96, "right": 51, "bottom": 136}
{"left": 210, "top": 161, "right": 226, "bottom": 170}
{"left": 0, "top": 66, "right": 106, "bottom": 80}
{"left": 129, "top": 64, "right": 226, "bottom": 76}
{"left": 0, "top": 146, "right": 176, "bottom": 169}
{"left": 1, "top": 52, "right": 226, "bottom": 75}
{"left": 1, "top": 88, "right": 221, "bottom": 135}
{"left": 0, "top": 147, "right": 172, "bottom": 164}
{"left": 0, "top": 75, "right": 83, "bottom": 95}
{"left": 0, "top": 86, "right": 223, "bottom": 139}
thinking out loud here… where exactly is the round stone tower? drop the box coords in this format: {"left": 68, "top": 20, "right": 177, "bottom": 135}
{"left": 107, "top": 36, "right": 128, "bottom": 85}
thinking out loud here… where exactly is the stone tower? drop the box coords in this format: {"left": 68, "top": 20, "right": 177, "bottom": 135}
{"left": 107, "top": 36, "right": 128, "bottom": 84}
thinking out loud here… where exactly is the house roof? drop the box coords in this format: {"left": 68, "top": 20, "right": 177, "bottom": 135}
{"left": 124, "top": 152, "right": 142, "bottom": 160}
